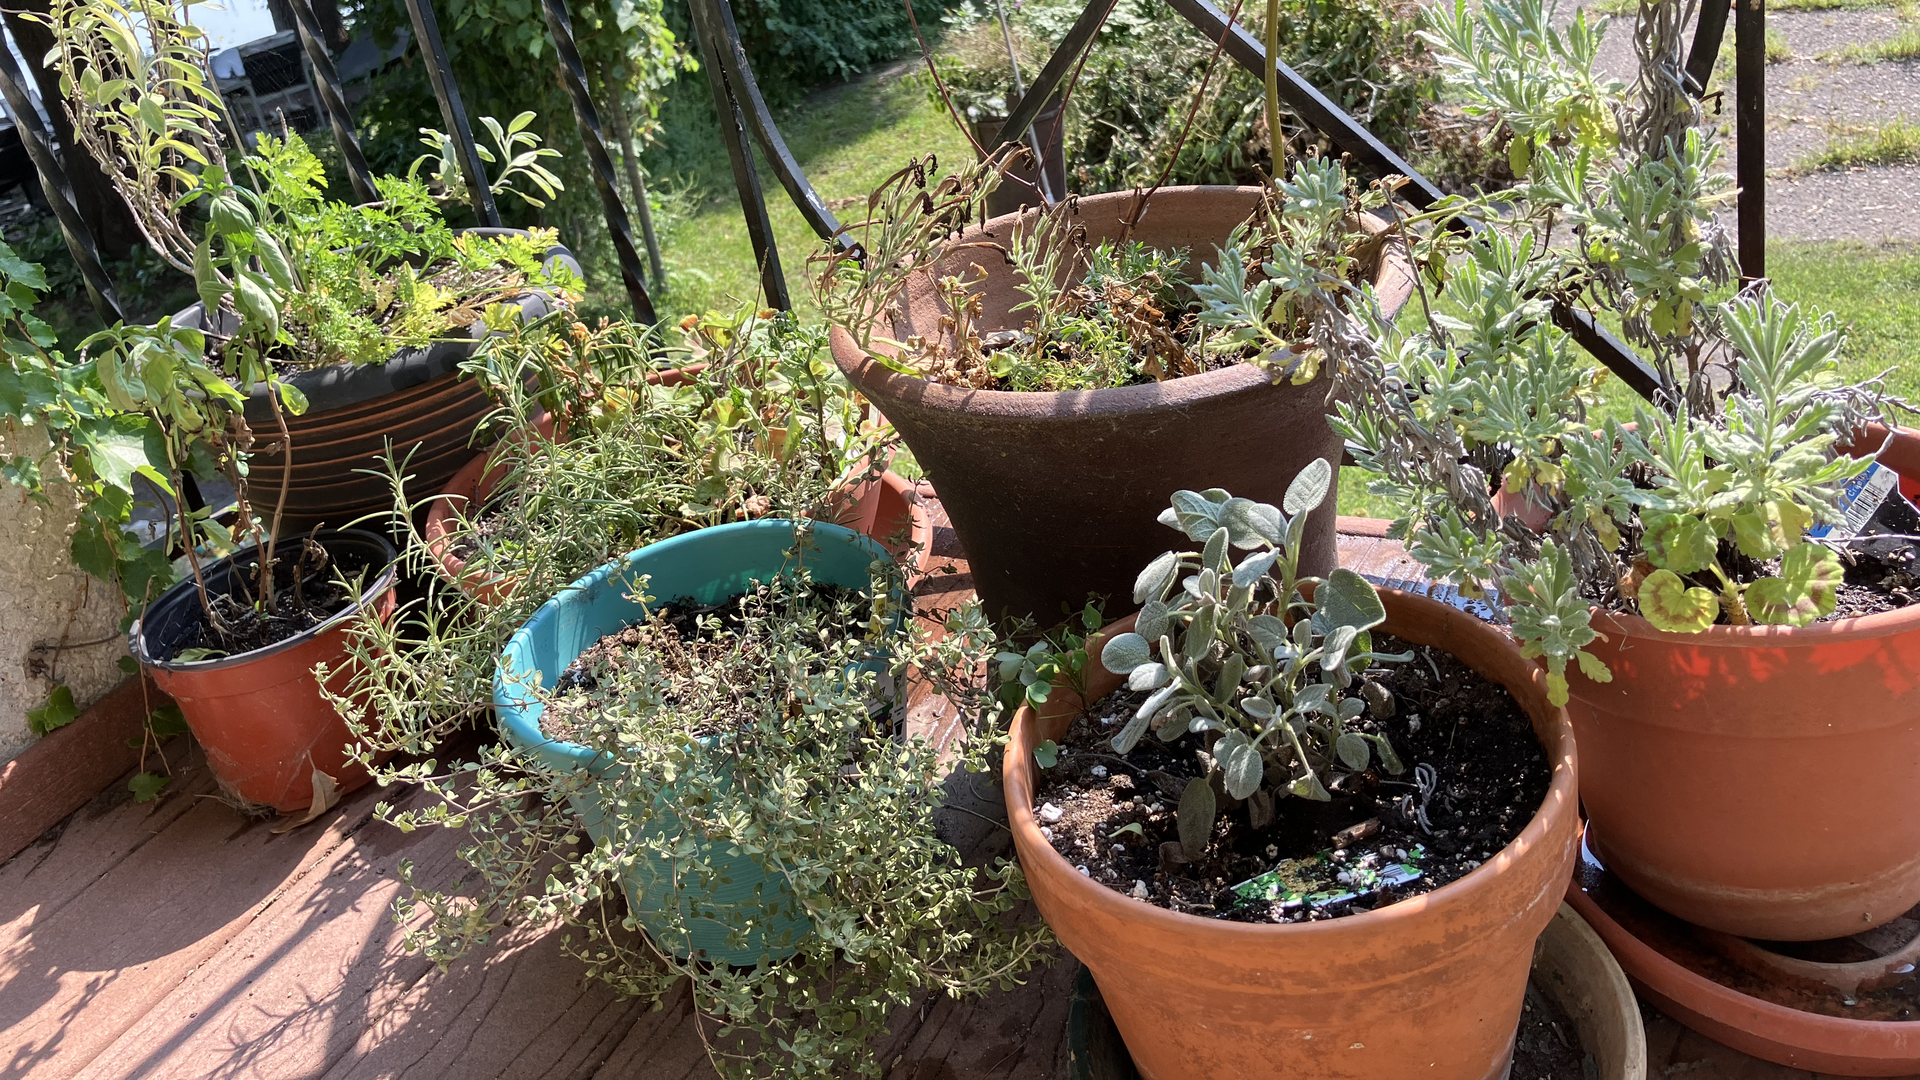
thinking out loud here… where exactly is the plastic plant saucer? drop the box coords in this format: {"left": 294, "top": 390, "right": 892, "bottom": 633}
{"left": 1568, "top": 827, "right": 1920, "bottom": 1076}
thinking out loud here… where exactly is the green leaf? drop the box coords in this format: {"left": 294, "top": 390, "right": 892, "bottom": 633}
{"left": 1201, "top": 526, "right": 1230, "bottom": 573}
{"left": 0, "top": 242, "right": 48, "bottom": 291}
{"left": 80, "top": 419, "right": 153, "bottom": 493}
{"left": 1318, "top": 568, "right": 1387, "bottom": 631}
{"left": 1100, "top": 632, "right": 1152, "bottom": 675}
{"left": 1575, "top": 649, "right": 1613, "bottom": 684}
{"left": 27, "top": 684, "right": 78, "bottom": 735}
{"left": 1284, "top": 457, "right": 1333, "bottom": 516}
{"left": 209, "top": 193, "right": 255, "bottom": 237}
{"left": 1638, "top": 569, "right": 1719, "bottom": 633}
{"left": 1218, "top": 497, "right": 1285, "bottom": 549}
{"left": 1109, "top": 822, "right": 1145, "bottom": 839}
{"left": 1214, "top": 730, "right": 1262, "bottom": 799}
{"left": 147, "top": 701, "right": 190, "bottom": 739}
{"left": 138, "top": 94, "right": 167, "bottom": 134}
{"left": 128, "top": 771, "right": 171, "bottom": 803}
{"left": 1177, "top": 777, "right": 1216, "bottom": 860}
{"left": 274, "top": 380, "right": 308, "bottom": 417}
{"left": 1136, "top": 598, "right": 1172, "bottom": 641}
{"left": 1642, "top": 512, "right": 1717, "bottom": 575}
{"left": 1335, "top": 731, "right": 1372, "bottom": 771}
{"left": 1133, "top": 551, "right": 1178, "bottom": 604}
{"left": 1747, "top": 542, "right": 1842, "bottom": 626}
{"left": 253, "top": 231, "right": 295, "bottom": 290}
{"left": 1127, "top": 662, "right": 1170, "bottom": 691}
{"left": 172, "top": 646, "right": 227, "bottom": 662}
{"left": 1033, "top": 740, "right": 1059, "bottom": 769}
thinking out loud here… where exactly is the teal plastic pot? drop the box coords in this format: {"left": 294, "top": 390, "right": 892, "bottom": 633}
{"left": 494, "top": 520, "right": 897, "bottom": 965}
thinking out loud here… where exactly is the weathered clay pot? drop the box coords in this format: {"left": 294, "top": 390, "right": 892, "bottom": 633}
{"left": 831, "top": 186, "right": 1414, "bottom": 622}
{"left": 1005, "top": 588, "right": 1579, "bottom": 1080}
{"left": 1567, "top": 425, "right": 1920, "bottom": 941}
{"left": 182, "top": 230, "right": 581, "bottom": 536}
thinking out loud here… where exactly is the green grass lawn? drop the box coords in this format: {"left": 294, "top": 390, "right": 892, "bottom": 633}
{"left": 633, "top": 68, "right": 971, "bottom": 324}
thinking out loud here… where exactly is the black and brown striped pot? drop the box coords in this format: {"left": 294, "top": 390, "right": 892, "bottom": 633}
{"left": 182, "top": 230, "right": 580, "bottom": 535}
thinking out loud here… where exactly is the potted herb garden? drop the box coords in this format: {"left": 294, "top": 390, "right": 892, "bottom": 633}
{"left": 1335, "top": 0, "right": 1920, "bottom": 942}
{"left": 815, "top": 155, "right": 1414, "bottom": 623}
{"left": 1002, "top": 468, "right": 1579, "bottom": 1077}
{"left": 41, "top": 0, "right": 580, "bottom": 535}
{"left": 332, "top": 318, "right": 1047, "bottom": 1077}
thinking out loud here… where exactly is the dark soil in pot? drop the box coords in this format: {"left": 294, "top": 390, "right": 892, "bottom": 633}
{"left": 1513, "top": 981, "right": 1592, "bottom": 1079}
{"left": 1030, "top": 633, "right": 1550, "bottom": 924}
{"left": 147, "top": 534, "right": 391, "bottom": 660}
{"left": 1826, "top": 546, "right": 1919, "bottom": 620}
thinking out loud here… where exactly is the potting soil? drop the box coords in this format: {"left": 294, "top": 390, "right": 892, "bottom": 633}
{"left": 1031, "top": 634, "right": 1551, "bottom": 924}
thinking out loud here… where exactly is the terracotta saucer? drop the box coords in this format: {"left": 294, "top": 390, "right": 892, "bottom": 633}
{"left": 1569, "top": 828, "right": 1920, "bottom": 1077}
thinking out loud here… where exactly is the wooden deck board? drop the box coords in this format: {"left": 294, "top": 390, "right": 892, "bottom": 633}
{"left": 0, "top": 521, "right": 1886, "bottom": 1079}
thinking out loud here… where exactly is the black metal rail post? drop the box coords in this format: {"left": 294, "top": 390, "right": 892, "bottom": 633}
{"left": 402, "top": 0, "right": 501, "bottom": 228}
{"left": 1686, "top": 0, "right": 1734, "bottom": 94}
{"left": 994, "top": 0, "right": 1119, "bottom": 158}
{"left": 1735, "top": 0, "right": 1765, "bottom": 281}
{"left": 539, "top": 0, "right": 658, "bottom": 323}
{"left": 688, "top": 0, "right": 788, "bottom": 309}
{"left": 0, "top": 32, "right": 122, "bottom": 322}
{"left": 286, "top": 0, "right": 378, "bottom": 204}
{"left": 698, "top": 0, "right": 850, "bottom": 252}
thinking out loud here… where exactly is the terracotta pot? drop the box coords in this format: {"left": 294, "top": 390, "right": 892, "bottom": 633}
{"left": 1005, "top": 588, "right": 1580, "bottom": 1080}
{"left": 130, "top": 529, "right": 398, "bottom": 813}
{"left": 832, "top": 186, "right": 1415, "bottom": 623}
{"left": 1534, "top": 903, "right": 1648, "bottom": 1080}
{"left": 183, "top": 231, "right": 581, "bottom": 535}
{"left": 1566, "top": 425, "right": 1920, "bottom": 941}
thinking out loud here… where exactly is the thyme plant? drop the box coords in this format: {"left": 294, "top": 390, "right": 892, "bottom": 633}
{"left": 1319, "top": 0, "right": 1902, "bottom": 704}
{"left": 1097, "top": 464, "right": 1406, "bottom": 849}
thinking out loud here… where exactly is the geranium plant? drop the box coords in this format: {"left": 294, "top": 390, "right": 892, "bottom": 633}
{"left": 1318, "top": 0, "right": 1902, "bottom": 703}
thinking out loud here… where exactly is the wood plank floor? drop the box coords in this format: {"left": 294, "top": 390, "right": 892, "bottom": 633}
{"left": 0, "top": 508, "right": 1904, "bottom": 1079}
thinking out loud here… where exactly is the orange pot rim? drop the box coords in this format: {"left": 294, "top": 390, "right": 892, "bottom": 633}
{"left": 1566, "top": 848, "right": 1920, "bottom": 1070}
{"left": 1004, "top": 587, "right": 1579, "bottom": 947}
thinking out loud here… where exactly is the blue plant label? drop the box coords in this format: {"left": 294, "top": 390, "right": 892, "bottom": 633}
{"left": 1810, "top": 461, "right": 1900, "bottom": 542}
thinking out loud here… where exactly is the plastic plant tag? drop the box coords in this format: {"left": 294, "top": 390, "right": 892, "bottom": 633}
{"left": 1231, "top": 844, "right": 1426, "bottom": 911}
{"left": 1810, "top": 459, "right": 1920, "bottom": 563}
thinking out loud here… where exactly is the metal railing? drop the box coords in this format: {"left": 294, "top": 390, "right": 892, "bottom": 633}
{"left": 5, "top": 0, "right": 1764, "bottom": 402}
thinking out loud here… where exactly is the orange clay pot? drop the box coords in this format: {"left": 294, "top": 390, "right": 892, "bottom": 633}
{"left": 1006, "top": 588, "right": 1580, "bottom": 1080}
{"left": 1567, "top": 427, "right": 1920, "bottom": 942}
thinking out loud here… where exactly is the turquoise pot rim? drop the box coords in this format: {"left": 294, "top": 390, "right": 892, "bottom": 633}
{"left": 493, "top": 519, "right": 895, "bottom": 774}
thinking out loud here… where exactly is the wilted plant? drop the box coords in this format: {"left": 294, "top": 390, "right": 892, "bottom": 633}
{"left": 1096, "top": 463, "right": 1407, "bottom": 849}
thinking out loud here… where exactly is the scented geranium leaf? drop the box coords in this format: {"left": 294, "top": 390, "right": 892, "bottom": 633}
{"left": 1318, "top": 568, "right": 1387, "bottom": 631}
{"left": 1219, "top": 497, "right": 1286, "bottom": 548}
{"left": 1284, "top": 457, "right": 1334, "bottom": 517}
{"left": 1215, "top": 729, "right": 1263, "bottom": 799}
{"left": 1177, "top": 777, "right": 1216, "bottom": 860}
{"left": 1335, "top": 731, "right": 1372, "bottom": 771}
{"left": 1731, "top": 500, "right": 1814, "bottom": 561}
{"left": 1641, "top": 512, "right": 1717, "bottom": 575}
{"left": 1134, "top": 551, "right": 1179, "bottom": 603}
{"left": 1748, "top": 542, "right": 1842, "bottom": 626}
{"left": 1638, "top": 568, "right": 1720, "bottom": 633}
{"left": 1101, "top": 632, "right": 1152, "bottom": 675}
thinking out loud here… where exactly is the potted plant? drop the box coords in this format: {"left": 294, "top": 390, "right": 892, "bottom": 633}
{"left": 333, "top": 514, "right": 1050, "bottom": 1078}
{"left": 1000, "top": 469, "right": 1579, "bottom": 1077}
{"left": 418, "top": 308, "right": 928, "bottom": 605}
{"left": 816, "top": 153, "right": 1414, "bottom": 623}
{"left": 38, "top": 0, "right": 581, "bottom": 534}
{"left": 1335, "top": 0, "right": 1919, "bottom": 941}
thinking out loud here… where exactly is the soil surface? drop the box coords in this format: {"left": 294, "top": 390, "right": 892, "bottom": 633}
{"left": 1513, "top": 979, "right": 1594, "bottom": 1080}
{"left": 169, "top": 536, "right": 376, "bottom": 659}
{"left": 1031, "top": 633, "right": 1551, "bottom": 924}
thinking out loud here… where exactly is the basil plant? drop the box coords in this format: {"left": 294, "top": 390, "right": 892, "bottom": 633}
{"left": 1097, "top": 462, "right": 1408, "bottom": 848}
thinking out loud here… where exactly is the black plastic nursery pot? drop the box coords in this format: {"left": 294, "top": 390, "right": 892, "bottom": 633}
{"left": 179, "top": 230, "right": 582, "bottom": 535}
{"left": 131, "top": 528, "right": 398, "bottom": 813}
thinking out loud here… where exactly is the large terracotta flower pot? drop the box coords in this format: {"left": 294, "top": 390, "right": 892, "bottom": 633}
{"left": 1005, "top": 588, "right": 1580, "bottom": 1080}
{"left": 182, "top": 231, "right": 581, "bottom": 535}
{"left": 1566, "top": 426, "right": 1920, "bottom": 942}
{"left": 831, "top": 186, "right": 1415, "bottom": 623}
{"left": 130, "top": 529, "right": 397, "bottom": 813}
